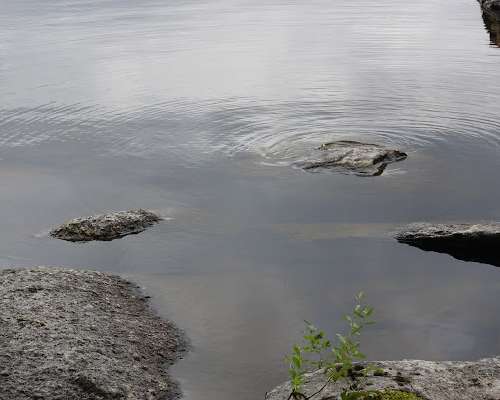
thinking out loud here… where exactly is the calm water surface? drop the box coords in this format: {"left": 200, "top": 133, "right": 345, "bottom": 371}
{"left": 2, "top": 0, "right": 500, "bottom": 399}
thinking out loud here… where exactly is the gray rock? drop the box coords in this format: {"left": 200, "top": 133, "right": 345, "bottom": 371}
{"left": 266, "top": 357, "right": 500, "bottom": 400}
{"left": 479, "top": 0, "right": 500, "bottom": 19}
{"left": 50, "top": 209, "right": 162, "bottom": 242}
{"left": 481, "top": 5, "right": 500, "bottom": 46}
{"left": 395, "top": 223, "right": 500, "bottom": 267}
{"left": 296, "top": 141, "right": 407, "bottom": 176}
{"left": 0, "top": 267, "right": 187, "bottom": 400}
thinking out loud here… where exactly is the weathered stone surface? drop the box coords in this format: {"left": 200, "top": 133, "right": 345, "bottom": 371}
{"left": 0, "top": 267, "right": 186, "bottom": 400}
{"left": 50, "top": 209, "right": 162, "bottom": 242}
{"left": 296, "top": 141, "right": 407, "bottom": 176}
{"left": 266, "top": 357, "right": 500, "bottom": 400}
{"left": 395, "top": 223, "right": 500, "bottom": 267}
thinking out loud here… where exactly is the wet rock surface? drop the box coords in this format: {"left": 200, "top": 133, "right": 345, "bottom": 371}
{"left": 0, "top": 267, "right": 186, "bottom": 400}
{"left": 482, "top": 9, "right": 500, "bottom": 46}
{"left": 266, "top": 357, "right": 500, "bottom": 400}
{"left": 50, "top": 209, "right": 162, "bottom": 242}
{"left": 395, "top": 223, "right": 500, "bottom": 267}
{"left": 480, "top": 0, "right": 500, "bottom": 19}
{"left": 296, "top": 141, "right": 407, "bottom": 176}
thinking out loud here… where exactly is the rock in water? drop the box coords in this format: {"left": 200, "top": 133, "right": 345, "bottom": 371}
{"left": 479, "top": 0, "right": 500, "bottom": 19}
{"left": 0, "top": 267, "right": 186, "bottom": 400}
{"left": 395, "top": 223, "right": 500, "bottom": 267}
{"left": 50, "top": 209, "right": 162, "bottom": 242}
{"left": 297, "top": 141, "right": 407, "bottom": 176}
{"left": 481, "top": 1, "right": 500, "bottom": 46}
{"left": 266, "top": 357, "right": 500, "bottom": 400}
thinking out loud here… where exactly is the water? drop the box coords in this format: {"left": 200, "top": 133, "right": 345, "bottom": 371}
{"left": 1, "top": 0, "right": 500, "bottom": 399}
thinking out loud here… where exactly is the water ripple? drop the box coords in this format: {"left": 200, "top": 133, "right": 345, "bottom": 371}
{"left": 1, "top": 95, "right": 500, "bottom": 168}
{"left": 1, "top": 0, "right": 500, "bottom": 167}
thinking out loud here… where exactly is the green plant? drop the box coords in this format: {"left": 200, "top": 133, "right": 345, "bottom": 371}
{"left": 286, "top": 292, "right": 375, "bottom": 400}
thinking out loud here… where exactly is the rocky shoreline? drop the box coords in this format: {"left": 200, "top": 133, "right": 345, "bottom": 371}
{"left": 0, "top": 267, "right": 186, "bottom": 400}
{"left": 266, "top": 357, "right": 500, "bottom": 400}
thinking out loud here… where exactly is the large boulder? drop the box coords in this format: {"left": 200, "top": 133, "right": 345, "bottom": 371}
{"left": 296, "top": 141, "right": 407, "bottom": 176}
{"left": 0, "top": 267, "right": 186, "bottom": 400}
{"left": 395, "top": 223, "right": 500, "bottom": 267}
{"left": 50, "top": 209, "right": 162, "bottom": 242}
{"left": 266, "top": 357, "right": 500, "bottom": 400}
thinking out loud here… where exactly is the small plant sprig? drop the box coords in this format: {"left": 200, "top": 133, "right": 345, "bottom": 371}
{"left": 286, "top": 292, "right": 375, "bottom": 400}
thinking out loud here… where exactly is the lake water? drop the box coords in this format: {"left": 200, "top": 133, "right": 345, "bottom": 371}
{"left": 2, "top": 0, "right": 500, "bottom": 399}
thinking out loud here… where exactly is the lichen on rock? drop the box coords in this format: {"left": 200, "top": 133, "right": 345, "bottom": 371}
{"left": 50, "top": 209, "right": 162, "bottom": 242}
{"left": 346, "top": 389, "right": 422, "bottom": 399}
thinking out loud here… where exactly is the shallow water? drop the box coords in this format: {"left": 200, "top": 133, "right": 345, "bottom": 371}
{"left": 1, "top": 0, "right": 500, "bottom": 399}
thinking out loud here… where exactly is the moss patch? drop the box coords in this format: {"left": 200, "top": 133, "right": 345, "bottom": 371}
{"left": 346, "top": 389, "right": 422, "bottom": 399}
{"left": 378, "top": 391, "right": 421, "bottom": 400}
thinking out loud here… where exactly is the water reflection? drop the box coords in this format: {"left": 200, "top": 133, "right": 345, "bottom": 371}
{"left": 1, "top": 0, "right": 500, "bottom": 399}
{"left": 273, "top": 223, "right": 396, "bottom": 241}
{"left": 130, "top": 259, "right": 500, "bottom": 400}
{"left": 397, "top": 235, "right": 500, "bottom": 267}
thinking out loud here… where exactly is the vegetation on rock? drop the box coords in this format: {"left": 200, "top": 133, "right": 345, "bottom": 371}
{"left": 342, "top": 390, "right": 422, "bottom": 400}
{"left": 286, "top": 292, "right": 375, "bottom": 399}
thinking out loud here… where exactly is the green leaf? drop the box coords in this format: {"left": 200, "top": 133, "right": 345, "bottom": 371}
{"left": 285, "top": 292, "right": 376, "bottom": 400}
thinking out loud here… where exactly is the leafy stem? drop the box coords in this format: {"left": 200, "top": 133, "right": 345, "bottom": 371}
{"left": 285, "top": 292, "right": 375, "bottom": 400}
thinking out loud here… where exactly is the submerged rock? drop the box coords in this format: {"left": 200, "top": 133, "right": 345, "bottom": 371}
{"left": 50, "top": 209, "right": 162, "bottom": 242}
{"left": 0, "top": 267, "right": 186, "bottom": 400}
{"left": 266, "top": 357, "right": 500, "bottom": 400}
{"left": 395, "top": 223, "right": 500, "bottom": 267}
{"left": 296, "top": 141, "right": 407, "bottom": 176}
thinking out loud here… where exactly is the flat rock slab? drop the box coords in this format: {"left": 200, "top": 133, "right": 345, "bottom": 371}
{"left": 266, "top": 358, "right": 500, "bottom": 400}
{"left": 0, "top": 267, "right": 186, "bottom": 400}
{"left": 50, "top": 209, "right": 162, "bottom": 242}
{"left": 296, "top": 141, "right": 407, "bottom": 176}
{"left": 395, "top": 223, "right": 500, "bottom": 267}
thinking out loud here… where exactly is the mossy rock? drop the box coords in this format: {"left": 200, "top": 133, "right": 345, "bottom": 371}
{"left": 345, "top": 389, "right": 422, "bottom": 400}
